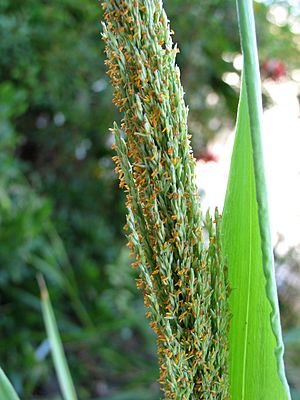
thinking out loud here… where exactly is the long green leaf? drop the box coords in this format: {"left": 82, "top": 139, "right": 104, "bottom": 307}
{"left": 38, "top": 275, "right": 78, "bottom": 400}
{"left": 0, "top": 368, "right": 21, "bottom": 400}
{"left": 237, "top": 0, "right": 290, "bottom": 397}
{"left": 222, "top": 76, "right": 290, "bottom": 399}
{"left": 221, "top": 1, "right": 291, "bottom": 397}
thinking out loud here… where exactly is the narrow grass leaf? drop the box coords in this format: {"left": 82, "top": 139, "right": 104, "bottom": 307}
{"left": 222, "top": 74, "right": 290, "bottom": 399}
{"left": 0, "top": 368, "right": 21, "bottom": 400}
{"left": 38, "top": 275, "right": 78, "bottom": 400}
{"left": 222, "top": 1, "right": 291, "bottom": 397}
{"left": 229, "top": 0, "right": 290, "bottom": 397}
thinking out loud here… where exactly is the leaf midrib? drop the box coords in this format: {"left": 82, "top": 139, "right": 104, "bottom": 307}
{"left": 241, "top": 165, "right": 252, "bottom": 399}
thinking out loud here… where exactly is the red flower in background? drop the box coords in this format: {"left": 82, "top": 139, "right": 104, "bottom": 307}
{"left": 261, "top": 59, "right": 286, "bottom": 81}
{"left": 195, "top": 150, "right": 218, "bottom": 163}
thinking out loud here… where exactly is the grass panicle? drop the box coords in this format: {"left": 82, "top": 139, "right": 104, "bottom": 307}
{"left": 102, "top": 1, "right": 229, "bottom": 398}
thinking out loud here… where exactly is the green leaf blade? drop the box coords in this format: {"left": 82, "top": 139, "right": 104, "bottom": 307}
{"left": 236, "top": 4, "right": 290, "bottom": 388}
{"left": 38, "top": 276, "right": 78, "bottom": 400}
{"left": 0, "top": 368, "right": 21, "bottom": 400}
{"left": 222, "top": 77, "right": 289, "bottom": 399}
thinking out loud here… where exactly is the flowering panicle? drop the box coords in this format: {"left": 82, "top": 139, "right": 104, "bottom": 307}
{"left": 102, "top": 1, "right": 229, "bottom": 398}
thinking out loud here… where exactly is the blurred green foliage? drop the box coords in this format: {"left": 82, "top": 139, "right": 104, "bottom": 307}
{"left": 0, "top": 0, "right": 299, "bottom": 398}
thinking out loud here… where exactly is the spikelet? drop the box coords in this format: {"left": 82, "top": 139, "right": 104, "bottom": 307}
{"left": 102, "top": 1, "right": 229, "bottom": 398}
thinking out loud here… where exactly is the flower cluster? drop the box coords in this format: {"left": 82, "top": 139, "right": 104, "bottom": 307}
{"left": 102, "top": 1, "right": 229, "bottom": 398}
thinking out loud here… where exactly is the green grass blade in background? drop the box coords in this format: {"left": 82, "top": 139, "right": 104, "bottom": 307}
{"left": 38, "top": 275, "right": 78, "bottom": 400}
{"left": 0, "top": 368, "right": 21, "bottom": 400}
{"left": 222, "top": 76, "right": 290, "bottom": 399}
